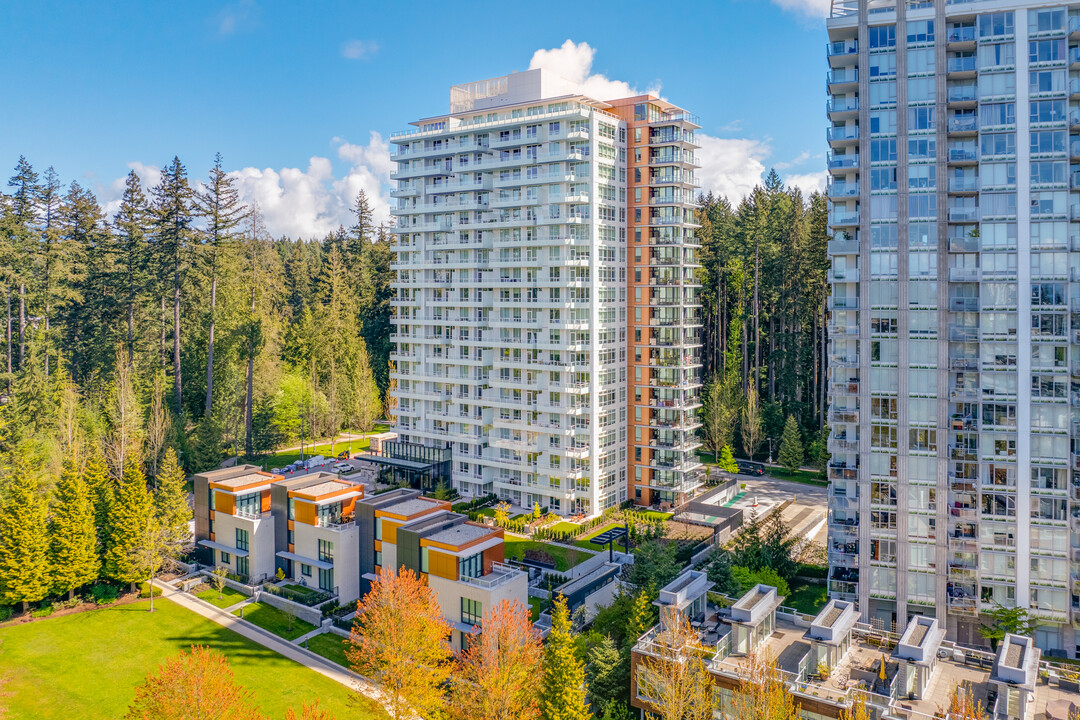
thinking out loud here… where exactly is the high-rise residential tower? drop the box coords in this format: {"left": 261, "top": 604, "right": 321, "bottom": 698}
{"left": 827, "top": 0, "right": 1080, "bottom": 655}
{"left": 388, "top": 70, "right": 702, "bottom": 517}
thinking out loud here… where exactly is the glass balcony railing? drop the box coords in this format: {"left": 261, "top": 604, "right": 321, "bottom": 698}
{"left": 1070, "top": 47, "right": 1080, "bottom": 65}
{"left": 948, "top": 116, "right": 978, "bottom": 132}
{"left": 827, "top": 67, "right": 858, "bottom": 85}
{"left": 948, "top": 146, "right": 979, "bottom": 162}
{"left": 827, "top": 97, "right": 859, "bottom": 114}
{"left": 827, "top": 126, "right": 859, "bottom": 143}
{"left": 829, "top": 211, "right": 860, "bottom": 226}
{"left": 947, "top": 85, "right": 977, "bottom": 103}
{"left": 948, "top": 176, "right": 979, "bottom": 192}
{"left": 947, "top": 56, "right": 977, "bottom": 73}
{"left": 948, "top": 207, "right": 980, "bottom": 222}
{"left": 827, "top": 181, "right": 859, "bottom": 198}
{"left": 827, "top": 40, "right": 858, "bottom": 57}
{"left": 947, "top": 27, "right": 976, "bottom": 43}
{"left": 828, "top": 153, "right": 859, "bottom": 170}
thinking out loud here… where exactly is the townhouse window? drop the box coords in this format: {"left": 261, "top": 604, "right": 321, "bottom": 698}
{"left": 421, "top": 547, "right": 429, "bottom": 574}
{"left": 461, "top": 598, "right": 483, "bottom": 625}
{"left": 209, "top": 488, "right": 216, "bottom": 511}
{"left": 287, "top": 498, "right": 295, "bottom": 520}
{"left": 236, "top": 556, "right": 249, "bottom": 578}
{"left": 220, "top": 551, "right": 231, "bottom": 565}
{"left": 287, "top": 529, "right": 294, "bottom": 546}
{"left": 318, "top": 567, "right": 334, "bottom": 592}
{"left": 459, "top": 552, "right": 482, "bottom": 579}
{"left": 374, "top": 550, "right": 382, "bottom": 567}
{"left": 235, "top": 528, "right": 249, "bottom": 552}
{"left": 301, "top": 563, "right": 312, "bottom": 577}
{"left": 236, "top": 493, "right": 259, "bottom": 517}
{"left": 375, "top": 517, "right": 383, "bottom": 541}
{"left": 318, "top": 539, "right": 334, "bottom": 563}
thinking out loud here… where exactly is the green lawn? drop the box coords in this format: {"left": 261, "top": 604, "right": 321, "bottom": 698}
{"left": 258, "top": 425, "right": 392, "bottom": 468}
{"left": 785, "top": 581, "right": 829, "bottom": 616}
{"left": 528, "top": 596, "right": 549, "bottom": 623}
{"left": 233, "top": 601, "right": 316, "bottom": 641}
{"left": 195, "top": 586, "right": 249, "bottom": 609}
{"left": 503, "top": 536, "right": 592, "bottom": 571}
{"left": 281, "top": 583, "right": 319, "bottom": 597}
{"left": 547, "top": 521, "right": 581, "bottom": 534}
{"left": 631, "top": 509, "right": 673, "bottom": 521}
{"left": 303, "top": 632, "right": 351, "bottom": 668}
{"left": 574, "top": 522, "right": 625, "bottom": 551}
{"left": 0, "top": 599, "right": 386, "bottom": 720}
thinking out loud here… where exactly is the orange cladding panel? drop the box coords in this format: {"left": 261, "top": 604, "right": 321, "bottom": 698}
{"left": 293, "top": 499, "right": 317, "bottom": 527}
{"left": 215, "top": 492, "right": 235, "bottom": 516}
{"left": 427, "top": 549, "right": 458, "bottom": 581}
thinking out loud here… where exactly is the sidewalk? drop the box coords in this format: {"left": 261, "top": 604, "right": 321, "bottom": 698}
{"left": 153, "top": 580, "right": 383, "bottom": 705}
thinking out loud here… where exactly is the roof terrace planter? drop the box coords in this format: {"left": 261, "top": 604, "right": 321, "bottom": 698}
{"left": 262, "top": 582, "right": 337, "bottom": 607}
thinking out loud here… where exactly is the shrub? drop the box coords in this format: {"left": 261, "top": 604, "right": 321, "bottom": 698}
{"left": 91, "top": 582, "right": 120, "bottom": 605}
{"left": 32, "top": 605, "right": 54, "bottom": 618}
{"left": 0, "top": 605, "right": 12, "bottom": 622}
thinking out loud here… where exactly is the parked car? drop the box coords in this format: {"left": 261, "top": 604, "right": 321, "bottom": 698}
{"left": 737, "top": 461, "right": 765, "bottom": 476}
{"left": 332, "top": 462, "right": 351, "bottom": 473}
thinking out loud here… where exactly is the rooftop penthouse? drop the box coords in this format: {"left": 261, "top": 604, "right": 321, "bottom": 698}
{"left": 631, "top": 573, "right": 1080, "bottom": 720}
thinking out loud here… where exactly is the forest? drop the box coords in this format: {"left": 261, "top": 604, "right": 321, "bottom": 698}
{"left": 695, "top": 171, "right": 831, "bottom": 467}
{"left": 0, "top": 154, "right": 392, "bottom": 478}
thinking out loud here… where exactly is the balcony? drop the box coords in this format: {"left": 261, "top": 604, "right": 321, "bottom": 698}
{"left": 827, "top": 153, "right": 859, "bottom": 174}
{"left": 948, "top": 176, "right": 979, "bottom": 193}
{"left": 827, "top": 181, "right": 859, "bottom": 200}
{"left": 946, "top": 84, "right": 978, "bottom": 106}
{"left": 828, "top": 236, "right": 859, "bottom": 254}
{"left": 827, "top": 296, "right": 858, "bottom": 310}
{"left": 948, "top": 324, "right": 979, "bottom": 341}
{"left": 827, "top": 268, "right": 859, "bottom": 283}
{"left": 948, "top": 266, "right": 981, "bottom": 282}
{"left": 947, "top": 146, "right": 978, "bottom": 164}
{"left": 948, "top": 207, "right": 979, "bottom": 223}
{"left": 947, "top": 116, "right": 978, "bottom": 135}
{"left": 829, "top": 210, "right": 860, "bottom": 227}
{"left": 946, "top": 56, "right": 977, "bottom": 77}
{"left": 946, "top": 26, "right": 976, "bottom": 47}
{"left": 827, "top": 40, "right": 858, "bottom": 67}
{"left": 827, "top": 67, "right": 858, "bottom": 92}
{"left": 827, "top": 125, "right": 859, "bottom": 146}
{"left": 459, "top": 562, "right": 526, "bottom": 590}
{"left": 948, "top": 295, "right": 979, "bottom": 311}
{"left": 827, "top": 97, "right": 859, "bottom": 120}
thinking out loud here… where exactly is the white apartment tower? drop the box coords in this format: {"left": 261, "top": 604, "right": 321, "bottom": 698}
{"left": 388, "top": 70, "right": 702, "bottom": 516}
{"left": 827, "top": 0, "right": 1080, "bottom": 656}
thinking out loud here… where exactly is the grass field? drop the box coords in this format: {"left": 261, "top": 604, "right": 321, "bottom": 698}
{"left": 0, "top": 599, "right": 386, "bottom": 720}
{"left": 528, "top": 596, "right": 548, "bottom": 622}
{"left": 233, "top": 602, "right": 316, "bottom": 641}
{"left": 786, "top": 581, "right": 829, "bottom": 616}
{"left": 547, "top": 521, "right": 581, "bottom": 534}
{"left": 194, "top": 586, "right": 248, "bottom": 609}
{"left": 303, "top": 632, "right": 351, "bottom": 668}
{"left": 259, "top": 425, "right": 392, "bottom": 468}
{"left": 502, "top": 536, "right": 592, "bottom": 571}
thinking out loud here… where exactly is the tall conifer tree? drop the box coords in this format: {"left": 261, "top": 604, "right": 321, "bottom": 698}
{"left": 49, "top": 459, "right": 99, "bottom": 599}
{"left": 0, "top": 451, "right": 50, "bottom": 610}
{"left": 105, "top": 461, "right": 154, "bottom": 588}
{"left": 541, "top": 594, "right": 590, "bottom": 720}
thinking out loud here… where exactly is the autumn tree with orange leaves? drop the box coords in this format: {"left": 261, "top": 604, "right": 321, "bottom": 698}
{"left": 636, "top": 610, "right": 714, "bottom": 720}
{"left": 450, "top": 598, "right": 544, "bottom": 720}
{"left": 347, "top": 567, "right": 452, "bottom": 720}
{"left": 943, "top": 682, "right": 985, "bottom": 720}
{"left": 728, "top": 648, "right": 800, "bottom": 720}
{"left": 126, "top": 645, "right": 338, "bottom": 720}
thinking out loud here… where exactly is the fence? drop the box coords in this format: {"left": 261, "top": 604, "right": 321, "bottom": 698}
{"left": 262, "top": 583, "right": 336, "bottom": 607}
{"left": 256, "top": 590, "right": 325, "bottom": 626}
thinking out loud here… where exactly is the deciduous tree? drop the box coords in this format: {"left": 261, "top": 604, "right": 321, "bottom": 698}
{"left": 346, "top": 567, "right": 451, "bottom": 720}
{"left": 942, "top": 682, "right": 985, "bottom": 720}
{"left": 636, "top": 611, "right": 714, "bottom": 720}
{"left": 729, "top": 648, "right": 800, "bottom": 720}
{"left": 125, "top": 645, "right": 265, "bottom": 720}
{"left": 451, "top": 598, "right": 544, "bottom": 720}
{"left": 541, "top": 594, "right": 589, "bottom": 720}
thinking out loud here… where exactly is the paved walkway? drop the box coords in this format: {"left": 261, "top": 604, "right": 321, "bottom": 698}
{"left": 153, "top": 580, "right": 383, "bottom": 705}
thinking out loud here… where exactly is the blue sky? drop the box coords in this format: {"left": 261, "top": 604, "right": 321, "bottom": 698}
{"left": 0, "top": 0, "right": 830, "bottom": 237}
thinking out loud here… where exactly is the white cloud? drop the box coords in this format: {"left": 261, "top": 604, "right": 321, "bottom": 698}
{"left": 216, "top": 0, "right": 256, "bottom": 35}
{"left": 694, "top": 134, "right": 771, "bottom": 202}
{"left": 785, "top": 170, "right": 828, "bottom": 195}
{"left": 97, "top": 134, "right": 392, "bottom": 240}
{"left": 773, "top": 150, "right": 811, "bottom": 171}
{"left": 341, "top": 39, "right": 379, "bottom": 60}
{"left": 770, "top": 0, "right": 831, "bottom": 20}
{"left": 528, "top": 40, "right": 660, "bottom": 99}
{"left": 228, "top": 132, "right": 392, "bottom": 238}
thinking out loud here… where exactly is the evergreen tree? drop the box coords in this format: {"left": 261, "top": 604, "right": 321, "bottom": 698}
{"left": 154, "top": 447, "right": 191, "bottom": 549}
{"left": 112, "top": 170, "right": 151, "bottom": 366}
{"left": 778, "top": 414, "right": 804, "bottom": 474}
{"left": 718, "top": 445, "right": 739, "bottom": 473}
{"left": 6, "top": 156, "right": 39, "bottom": 371}
{"left": 58, "top": 181, "right": 110, "bottom": 380}
{"left": 84, "top": 452, "right": 115, "bottom": 568}
{"left": 625, "top": 589, "right": 655, "bottom": 651}
{"left": 194, "top": 153, "right": 247, "bottom": 418}
{"left": 49, "top": 459, "right": 99, "bottom": 599}
{"left": 541, "top": 593, "right": 590, "bottom": 720}
{"left": 585, "top": 636, "right": 625, "bottom": 710}
{"left": 0, "top": 451, "right": 51, "bottom": 610}
{"left": 150, "top": 156, "right": 195, "bottom": 415}
{"left": 105, "top": 461, "right": 154, "bottom": 588}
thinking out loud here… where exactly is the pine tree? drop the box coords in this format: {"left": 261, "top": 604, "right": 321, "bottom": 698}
{"left": 0, "top": 451, "right": 51, "bottom": 610}
{"left": 585, "top": 636, "right": 625, "bottom": 710}
{"left": 84, "top": 452, "right": 115, "bottom": 567}
{"left": 154, "top": 447, "right": 191, "bottom": 549}
{"left": 6, "top": 156, "right": 39, "bottom": 371}
{"left": 778, "top": 414, "right": 804, "bottom": 475}
{"left": 194, "top": 153, "right": 247, "bottom": 418}
{"left": 541, "top": 594, "right": 590, "bottom": 720}
{"left": 49, "top": 459, "right": 99, "bottom": 599}
{"left": 105, "top": 461, "right": 154, "bottom": 588}
{"left": 113, "top": 170, "right": 151, "bottom": 365}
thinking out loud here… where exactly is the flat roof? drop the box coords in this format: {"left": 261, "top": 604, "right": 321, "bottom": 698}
{"left": 293, "top": 480, "right": 351, "bottom": 498}
{"left": 380, "top": 497, "right": 441, "bottom": 517}
{"left": 820, "top": 605, "right": 844, "bottom": 629}
{"left": 426, "top": 523, "right": 494, "bottom": 546}
{"left": 212, "top": 472, "right": 273, "bottom": 489}
{"left": 356, "top": 453, "right": 433, "bottom": 471}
